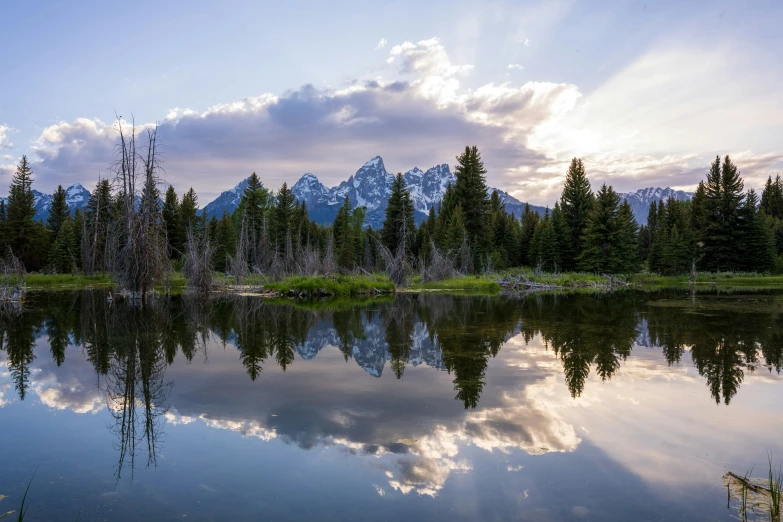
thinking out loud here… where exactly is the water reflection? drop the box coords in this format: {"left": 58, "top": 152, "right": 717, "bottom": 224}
{"left": 2, "top": 291, "right": 782, "bottom": 408}
{"left": 0, "top": 290, "right": 782, "bottom": 506}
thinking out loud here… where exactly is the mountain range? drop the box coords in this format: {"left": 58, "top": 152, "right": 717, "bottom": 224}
{"left": 9, "top": 157, "right": 692, "bottom": 226}
{"left": 203, "top": 156, "right": 548, "bottom": 228}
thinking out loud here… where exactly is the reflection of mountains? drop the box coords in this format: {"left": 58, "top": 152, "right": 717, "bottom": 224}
{"left": 294, "top": 320, "right": 445, "bottom": 376}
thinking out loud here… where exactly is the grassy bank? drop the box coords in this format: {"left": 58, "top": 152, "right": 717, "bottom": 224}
{"left": 23, "top": 273, "right": 187, "bottom": 290}
{"left": 17, "top": 270, "right": 783, "bottom": 296}
{"left": 264, "top": 274, "right": 395, "bottom": 296}
{"left": 406, "top": 276, "right": 501, "bottom": 294}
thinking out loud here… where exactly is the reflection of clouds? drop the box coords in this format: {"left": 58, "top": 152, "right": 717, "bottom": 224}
{"left": 515, "top": 336, "right": 783, "bottom": 487}
{"left": 165, "top": 409, "right": 278, "bottom": 442}
{"left": 0, "top": 357, "right": 10, "bottom": 408}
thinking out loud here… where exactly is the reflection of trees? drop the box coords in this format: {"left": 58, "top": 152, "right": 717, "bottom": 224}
{"left": 645, "top": 298, "right": 778, "bottom": 405}
{"left": 231, "top": 298, "right": 315, "bottom": 378}
{"left": 416, "top": 295, "right": 523, "bottom": 409}
{"left": 2, "top": 310, "right": 36, "bottom": 400}
{"left": 4, "top": 288, "right": 783, "bottom": 417}
{"left": 519, "top": 293, "right": 640, "bottom": 398}
{"left": 103, "top": 303, "right": 171, "bottom": 481}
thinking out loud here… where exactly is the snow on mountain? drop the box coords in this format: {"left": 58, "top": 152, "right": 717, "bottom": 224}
{"left": 26, "top": 183, "right": 92, "bottom": 221}
{"left": 287, "top": 156, "right": 542, "bottom": 228}
{"left": 201, "top": 177, "right": 252, "bottom": 219}
{"left": 619, "top": 187, "right": 693, "bottom": 225}
{"left": 197, "top": 159, "right": 689, "bottom": 228}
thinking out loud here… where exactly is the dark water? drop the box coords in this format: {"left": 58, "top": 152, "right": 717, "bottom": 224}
{"left": 1, "top": 290, "right": 782, "bottom": 521}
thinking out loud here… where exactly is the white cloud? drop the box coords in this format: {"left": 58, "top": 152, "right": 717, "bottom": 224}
{"left": 374, "top": 38, "right": 387, "bottom": 50}
{"left": 8, "top": 37, "right": 782, "bottom": 206}
{"left": 0, "top": 125, "right": 13, "bottom": 149}
{"left": 524, "top": 37, "right": 530, "bottom": 47}
{"left": 507, "top": 63, "right": 524, "bottom": 70}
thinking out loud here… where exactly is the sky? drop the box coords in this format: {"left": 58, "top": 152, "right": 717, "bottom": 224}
{"left": 0, "top": 0, "right": 781, "bottom": 206}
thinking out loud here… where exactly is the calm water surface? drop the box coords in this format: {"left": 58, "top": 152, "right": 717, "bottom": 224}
{"left": 1, "top": 290, "right": 782, "bottom": 521}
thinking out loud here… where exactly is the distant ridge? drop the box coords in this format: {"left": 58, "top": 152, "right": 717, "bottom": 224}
{"left": 619, "top": 187, "right": 693, "bottom": 225}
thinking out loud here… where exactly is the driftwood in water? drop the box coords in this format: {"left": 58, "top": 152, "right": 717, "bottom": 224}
{"left": 726, "top": 471, "right": 770, "bottom": 494}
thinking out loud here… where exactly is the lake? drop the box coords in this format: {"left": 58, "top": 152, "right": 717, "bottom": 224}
{"left": 1, "top": 290, "right": 782, "bottom": 521}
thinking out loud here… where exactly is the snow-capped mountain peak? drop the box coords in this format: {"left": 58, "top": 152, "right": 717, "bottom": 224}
{"left": 619, "top": 187, "right": 693, "bottom": 225}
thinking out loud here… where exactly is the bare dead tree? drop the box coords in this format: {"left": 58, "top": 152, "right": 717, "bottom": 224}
{"left": 182, "top": 229, "right": 214, "bottom": 295}
{"left": 0, "top": 247, "right": 25, "bottom": 302}
{"left": 419, "top": 240, "right": 459, "bottom": 282}
{"left": 107, "top": 118, "right": 169, "bottom": 302}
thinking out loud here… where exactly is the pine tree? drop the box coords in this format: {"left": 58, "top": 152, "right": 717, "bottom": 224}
{"left": 47, "top": 185, "right": 70, "bottom": 238}
{"left": 273, "top": 182, "right": 296, "bottom": 256}
{"left": 530, "top": 210, "right": 560, "bottom": 272}
{"left": 738, "top": 190, "right": 775, "bottom": 271}
{"left": 559, "top": 158, "right": 594, "bottom": 270}
{"left": 179, "top": 188, "right": 199, "bottom": 250}
{"left": 162, "top": 185, "right": 180, "bottom": 258}
{"left": 433, "top": 183, "right": 457, "bottom": 249}
{"left": 577, "top": 184, "right": 624, "bottom": 273}
{"left": 444, "top": 204, "right": 467, "bottom": 252}
{"left": 761, "top": 175, "right": 783, "bottom": 219}
{"left": 518, "top": 203, "right": 540, "bottom": 266}
{"left": 49, "top": 219, "right": 75, "bottom": 273}
{"left": 213, "top": 211, "right": 237, "bottom": 272}
{"left": 333, "top": 196, "right": 355, "bottom": 269}
{"left": 615, "top": 200, "right": 640, "bottom": 273}
{"left": 83, "top": 179, "right": 113, "bottom": 274}
{"left": 700, "top": 155, "right": 745, "bottom": 271}
{"left": 381, "top": 173, "right": 415, "bottom": 256}
{"left": 453, "top": 146, "right": 489, "bottom": 263}
{"left": 6, "top": 156, "right": 42, "bottom": 269}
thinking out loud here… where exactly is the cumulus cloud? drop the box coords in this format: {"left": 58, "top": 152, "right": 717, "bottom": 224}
{"left": 374, "top": 38, "right": 387, "bottom": 50}
{"left": 0, "top": 125, "right": 12, "bottom": 150}
{"left": 508, "top": 63, "right": 524, "bottom": 70}
{"left": 8, "top": 37, "right": 782, "bottom": 205}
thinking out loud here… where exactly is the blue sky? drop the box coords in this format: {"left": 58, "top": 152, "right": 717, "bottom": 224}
{"left": 1, "top": 0, "right": 781, "bottom": 205}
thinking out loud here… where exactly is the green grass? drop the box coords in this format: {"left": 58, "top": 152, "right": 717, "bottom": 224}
{"left": 264, "top": 274, "right": 395, "bottom": 296}
{"left": 407, "top": 276, "right": 501, "bottom": 294}
{"left": 769, "top": 454, "right": 782, "bottom": 520}
{"left": 24, "top": 274, "right": 113, "bottom": 288}
{"left": 22, "top": 273, "right": 188, "bottom": 290}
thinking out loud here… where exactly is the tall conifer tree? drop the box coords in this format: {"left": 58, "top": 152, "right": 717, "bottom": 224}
{"left": 381, "top": 173, "right": 415, "bottom": 255}
{"left": 559, "top": 158, "right": 594, "bottom": 270}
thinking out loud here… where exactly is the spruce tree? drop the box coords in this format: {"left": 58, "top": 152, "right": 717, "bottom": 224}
{"left": 700, "top": 155, "right": 745, "bottom": 271}
{"left": 47, "top": 185, "right": 70, "bottom": 238}
{"left": 6, "top": 156, "right": 40, "bottom": 268}
{"left": 444, "top": 204, "right": 467, "bottom": 252}
{"left": 615, "top": 200, "right": 640, "bottom": 273}
{"left": 559, "top": 158, "right": 593, "bottom": 270}
{"left": 333, "top": 196, "right": 355, "bottom": 269}
{"left": 213, "top": 211, "right": 237, "bottom": 272}
{"left": 761, "top": 175, "right": 783, "bottom": 219}
{"left": 738, "top": 189, "right": 775, "bottom": 271}
{"left": 577, "top": 184, "right": 624, "bottom": 273}
{"left": 433, "top": 183, "right": 457, "bottom": 249}
{"left": 518, "top": 203, "right": 539, "bottom": 266}
{"left": 273, "top": 182, "right": 296, "bottom": 256}
{"left": 381, "top": 173, "right": 416, "bottom": 256}
{"left": 453, "top": 146, "right": 489, "bottom": 263}
{"left": 179, "top": 188, "right": 199, "bottom": 249}
{"left": 162, "top": 185, "right": 180, "bottom": 258}
{"left": 49, "top": 219, "right": 75, "bottom": 273}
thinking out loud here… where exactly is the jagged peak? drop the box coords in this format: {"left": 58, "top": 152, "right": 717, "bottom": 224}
{"left": 362, "top": 156, "right": 384, "bottom": 169}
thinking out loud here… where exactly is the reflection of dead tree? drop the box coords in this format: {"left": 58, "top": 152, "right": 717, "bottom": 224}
{"left": 104, "top": 303, "right": 171, "bottom": 481}
{"left": 108, "top": 118, "right": 169, "bottom": 302}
